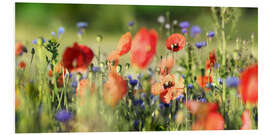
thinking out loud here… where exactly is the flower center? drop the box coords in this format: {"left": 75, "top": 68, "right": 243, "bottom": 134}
{"left": 171, "top": 43, "right": 179, "bottom": 51}
{"left": 163, "top": 81, "right": 174, "bottom": 89}
{"left": 72, "top": 59, "right": 77, "bottom": 67}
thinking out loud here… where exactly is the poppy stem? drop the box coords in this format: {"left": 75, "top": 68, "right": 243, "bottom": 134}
{"left": 57, "top": 88, "right": 64, "bottom": 110}
{"left": 221, "top": 7, "right": 227, "bottom": 67}
{"left": 222, "top": 77, "right": 226, "bottom": 115}
{"left": 53, "top": 70, "right": 60, "bottom": 108}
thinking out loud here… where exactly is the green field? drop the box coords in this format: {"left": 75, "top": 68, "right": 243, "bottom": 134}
{"left": 15, "top": 4, "right": 258, "bottom": 132}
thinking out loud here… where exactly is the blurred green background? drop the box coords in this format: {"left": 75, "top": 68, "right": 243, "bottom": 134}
{"left": 16, "top": 3, "right": 257, "bottom": 36}
{"left": 15, "top": 3, "right": 258, "bottom": 56}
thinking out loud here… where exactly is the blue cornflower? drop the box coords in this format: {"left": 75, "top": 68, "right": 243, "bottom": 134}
{"left": 32, "top": 37, "right": 46, "bottom": 45}
{"left": 76, "top": 22, "right": 88, "bottom": 29}
{"left": 179, "top": 21, "right": 190, "bottom": 29}
{"left": 128, "top": 75, "right": 134, "bottom": 80}
{"left": 195, "top": 41, "right": 207, "bottom": 49}
{"left": 226, "top": 77, "right": 240, "bottom": 87}
{"left": 208, "top": 31, "right": 215, "bottom": 37}
{"left": 51, "top": 32, "right": 56, "bottom": 37}
{"left": 55, "top": 110, "right": 72, "bottom": 123}
{"left": 218, "top": 78, "right": 223, "bottom": 85}
{"left": 128, "top": 21, "right": 135, "bottom": 27}
{"left": 133, "top": 99, "right": 143, "bottom": 106}
{"left": 57, "top": 27, "right": 65, "bottom": 38}
{"left": 176, "top": 94, "right": 185, "bottom": 102}
{"left": 181, "top": 74, "right": 185, "bottom": 79}
{"left": 181, "top": 28, "right": 188, "bottom": 34}
{"left": 195, "top": 42, "right": 203, "bottom": 49}
{"left": 199, "top": 98, "right": 207, "bottom": 103}
{"left": 157, "top": 15, "right": 165, "bottom": 24}
{"left": 190, "top": 25, "right": 201, "bottom": 37}
{"left": 187, "top": 84, "right": 194, "bottom": 89}
{"left": 130, "top": 80, "right": 138, "bottom": 87}
{"left": 128, "top": 75, "right": 138, "bottom": 87}
{"left": 72, "top": 81, "right": 78, "bottom": 88}
{"left": 92, "top": 66, "right": 101, "bottom": 73}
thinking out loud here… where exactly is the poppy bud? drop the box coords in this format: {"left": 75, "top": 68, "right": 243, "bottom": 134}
{"left": 117, "top": 64, "right": 122, "bottom": 73}
{"left": 31, "top": 48, "right": 35, "bottom": 55}
{"left": 125, "top": 63, "right": 130, "bottom": 70}
{"left": 96, "top": 35, "right": 103, "bottom": 43}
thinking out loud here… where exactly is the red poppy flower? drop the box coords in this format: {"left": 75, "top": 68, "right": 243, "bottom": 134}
{"left": 107, "top": 50, "right": 120, "bottom": 71}
{"left": 130, "top": 27, "right": 158, "bottom": 69}
{"left": 158, "top": 55, "right": 175, "bottom": 75}
{"left": 239, "top": 64, "right": 258, "bottom": 104}
{"left": 76, "top": 79, "right": 95, "bottom": 97}
{"left": 151, "top": 74, "right": 184, "bottom": 104}
{"left": 241, "top": 109, "right": 252, "bottom": 130}
{"left": 18, "top": 61, "right": 26, "bottom": 69}
{"left": 15, "top": 43, "right": 25, "bottom": 56}
{"left": 209, "top": 49, "right": 216, "bottom": 64}
{"left": 103, "top": 71, "right": 128, "bottom": 107}
{"left": 166, "top": 33, "right": 186, "bottom": 52}
{"left": 192, "top": 112, "right": 224, "bottom": 130}
{"left": 186, "top": 101, "right": 224, "bottom": 130}
{"left": 186, "top": 101, "right": 219, "bottom": 117}
{"left": 205, "top": 49, "right": 216, "bottom": 71}
{"left": 116, "top": 32, "right": 132, "bottom": 56}
{"left": 205, "top": 59, "right": 212, "bottom": 71}
{"left": 197, "top": 75, "right": 212, "bottom": 91}
{"left": 62, "top": 42, "right": 94, "bottom": 73}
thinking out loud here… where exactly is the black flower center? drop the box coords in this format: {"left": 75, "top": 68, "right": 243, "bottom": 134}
{"left": 163, "top": 81, "right": 174, "bottom": 89}
{"left": 171, "top": 43, "right": 179, "bottom": 51}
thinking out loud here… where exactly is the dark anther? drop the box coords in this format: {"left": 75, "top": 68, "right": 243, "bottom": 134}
{"left": 163, "top": 81, "right": 174, "bottom": 89}
{"left": 171, "top": 43, "right": 179, "bottom": 51}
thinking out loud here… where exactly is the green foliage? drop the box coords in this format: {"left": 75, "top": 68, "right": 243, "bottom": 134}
{"left": 44, "top": 40, "right": 60, "bottom": 69}
{"left": 15, "top": 5, "right": 258, "bottom": 133}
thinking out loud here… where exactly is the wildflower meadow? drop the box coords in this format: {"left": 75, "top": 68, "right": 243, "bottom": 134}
{"left": 15, "top": 4, "right": 258, "bottom": 132}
